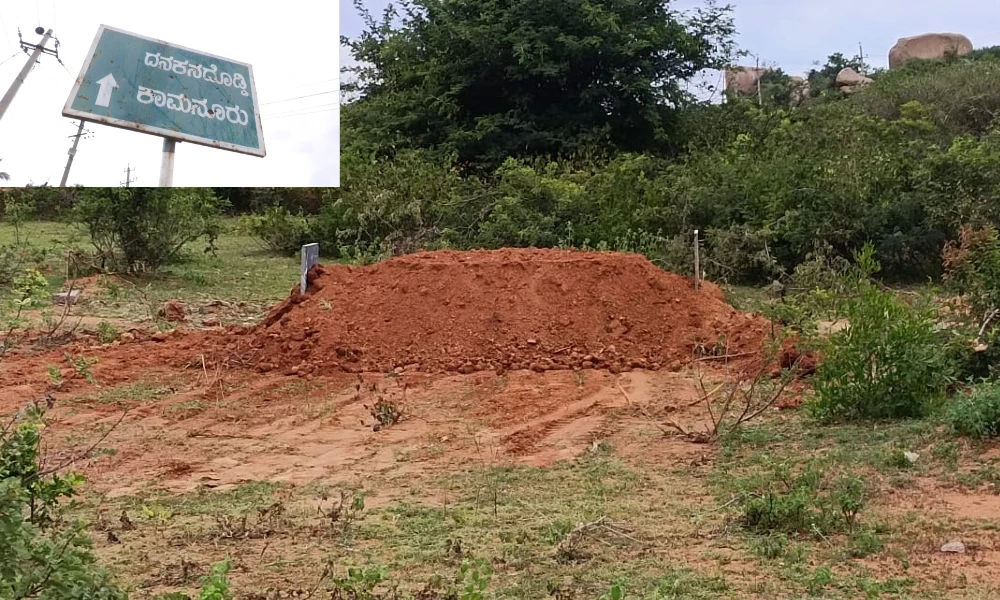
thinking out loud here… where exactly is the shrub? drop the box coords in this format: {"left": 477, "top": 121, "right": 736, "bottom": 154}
{"left": 948, "top": 382, "right": 1000, "bottom": 439}
{"left": 1, "top": 402, "right": 127, "bottom": 599}
{"left": 75, "top": 187, "right": 226, "bottom": 274}
{"left": 736, "top": 460, "right": 869, "bottom": 536}
{"left": 809, "top": 245, "right": 950, "bottom": 422}
{"left": 239, "top": 205, "right": 314, "bottom": 255}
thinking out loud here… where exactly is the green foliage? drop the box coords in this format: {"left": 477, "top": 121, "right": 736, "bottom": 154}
{"left": 735, "top": 459, "right": 870, "bottom": 536}
{"left": 239, "top": 205, "right": 314, "bottom": 255}
{"left": 75, "top": 187, "right": 226, "bottom": 274}
{"left": 810, "top": 246, "right": 950, "bottom": 422}
{"left": 0, "top": 403, "right": 127, "bottom": 599}
{"left": 948, "top": 382, "right": 1000, "bottom": 439}
{"left": 96, "top": 321, "right": 119, "bottom": 345}
{"left": 805, "top": 52, "right": 871, "bottom": 99}
{"left": 342, "top": 0, "right": 737, "bottom": 169}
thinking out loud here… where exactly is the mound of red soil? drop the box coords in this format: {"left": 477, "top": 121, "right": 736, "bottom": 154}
{"left": 232, "top": 248, "right": 773, "bottom": 375}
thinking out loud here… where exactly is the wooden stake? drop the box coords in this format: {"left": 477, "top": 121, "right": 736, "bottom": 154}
{"left": 694, "top": 229, "right": 700, "bottom": 290}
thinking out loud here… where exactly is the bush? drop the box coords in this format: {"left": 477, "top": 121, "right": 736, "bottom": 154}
{"left": 809, "top": 245, "right": 951, "bottom": 421}
{"left": 1, "top": 402, "right": 126, "bottom": 599}
{"left": 239, "top": 205, "right": 314, "bottom": 255}
{"left": 736, "top": 460, "right": 868, "bottom": 536}
{"left": 948, "top": 382, "right": 1000, "bottom": 439}
{"left": 75, "top": 188, "right": 226, "bottom": 274}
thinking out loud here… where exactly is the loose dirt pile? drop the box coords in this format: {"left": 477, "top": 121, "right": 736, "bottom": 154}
{"left": 226, "top": 248, "right": 772, "bottom": 375}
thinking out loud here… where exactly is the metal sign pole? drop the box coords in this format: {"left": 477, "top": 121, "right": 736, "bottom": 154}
{"left": 159, "top": 138, "right": 176, "bottom": 187}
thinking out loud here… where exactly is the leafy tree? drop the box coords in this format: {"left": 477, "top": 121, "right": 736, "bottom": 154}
{"left": 806, "top": 52, "right": 871, "bottom": 99}
{"left": 75, "top": 187, "right": 227, "bottom": 273}
{"left": 342, "top": 0, "right": 737, "bottom": 169}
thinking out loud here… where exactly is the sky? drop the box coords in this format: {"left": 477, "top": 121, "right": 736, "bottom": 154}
{"left": 0, "top": 0, "right": 339, "bottom": 187}
{"left": 340, "top": 0, "right": 1000, "bottom": 101}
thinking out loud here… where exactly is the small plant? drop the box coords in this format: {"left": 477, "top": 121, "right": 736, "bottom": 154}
{"left": 64, "top": 352, "right": 98, "bottom": 385}
{"left": 806, "top": 566, "right": 834, "bottom": 596}
{"left": 848, "top": 529, "right": 884, "bottom": 558}
{"left": 47, "top": 364, "right": 64, "bottom": 389}
{"left": 735, "top": 460, "right": 870, "bottom": 536}
{"left": 599, "top": 581, "right": 626, "bottom": 600}
{"left": 948, "top": 381, "right": 1000, "bottom": 439}
{"left": 750, "top": 533, "right": 788, "bottom": 559}
{"left": 214, "top": 502, "right": 286, "bottom": 540}
{"left": 96, "top": 320, "right": 120, "bottom": 344}
{"left": 833, "top": 475, "right": 867, "bottom": 530}
{"left": 355, "top": 377, "right": 406, "bottom": 431}
{"left": 810, "top": 245, "right": 950, "bottom": 422}
{"left": 454, "top": 559, "right": 492, "bottom": 600}
{"left": 317, "top": 489, "right": 366, "bottom": 538}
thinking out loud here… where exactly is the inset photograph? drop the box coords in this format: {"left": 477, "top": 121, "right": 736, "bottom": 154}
{"left": 0, "top": 1, "right": 339, "bottom": 186}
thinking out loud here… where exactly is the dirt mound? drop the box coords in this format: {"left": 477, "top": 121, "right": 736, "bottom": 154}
{"left": 230, "top": 248, "right": 772, "bottom": 375}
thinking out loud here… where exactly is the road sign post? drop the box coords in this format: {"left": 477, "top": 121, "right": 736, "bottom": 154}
{"left": 63, "top": 24, "right": 265, "bottom": 185}
{"left": 159, "top": 138, "right": 176, "bottom": 186}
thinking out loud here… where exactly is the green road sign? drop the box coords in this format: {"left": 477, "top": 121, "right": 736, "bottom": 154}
{"left": 62, "top": 24, "right": 265, "bottom": 157}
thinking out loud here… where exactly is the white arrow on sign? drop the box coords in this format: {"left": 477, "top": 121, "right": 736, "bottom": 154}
{"left": 95, "top": 73, "right": 118, "bottom": 107}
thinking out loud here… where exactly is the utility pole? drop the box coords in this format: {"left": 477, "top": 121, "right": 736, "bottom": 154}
{"left": 59, "top": 121, "right": 93, "bottom": 188}
{"left": 121, "top": 165, "right": 136, "bottom": 187}
{"left": 755, "top": 56, "right": 763, "bottom": 107}
{"left": 0, "top": 27, "right": 57, "bottom": 126}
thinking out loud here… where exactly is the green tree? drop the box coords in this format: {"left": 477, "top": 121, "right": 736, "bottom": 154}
{"left": 342, "top": 0, "right": 737, "bottom": 169}
{"left": 75, "top": 187, "right": 227, "bottom": 273}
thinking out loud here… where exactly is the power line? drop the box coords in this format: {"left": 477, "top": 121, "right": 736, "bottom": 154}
{"left": 266, "top": 106, "right": 337, "bottom": 120}
{"left": 259, "top": 89, "right": 336, "bottom": 106}
{"left": 289, "top": 78, "right": 338, "bottom": 90}
{"left": 0, "top": 51, "right": 20, "bottom": 69}
{"left": 0, "top": 10, "right": 12, "bottom": 54}
{"left": 262, "top": 102, "right": 338, "bottom": 118}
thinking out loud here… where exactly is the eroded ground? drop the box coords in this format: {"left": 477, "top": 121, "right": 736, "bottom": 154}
{"left": 3, "top": 351, "right": 1000, "bottom": 599}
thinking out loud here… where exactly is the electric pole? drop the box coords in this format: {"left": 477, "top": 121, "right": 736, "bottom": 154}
{"left": 0, "top": 27, "right": 59, "bottom": 126}
{"left": 59, "top": 121, "right": 93, "bottom": 188}
{"left": 121, "top": 165, "right": 136, "bottom": 187}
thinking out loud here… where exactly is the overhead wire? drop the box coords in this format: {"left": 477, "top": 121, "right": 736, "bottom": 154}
{"left": 0, "top": 10, "right": 12, "bottom": 53}
{"left": 289, "top": 78, "right": 338, "bottom": 90}
{"left": 262, "top": 102, "right": 338, "bottom": 118}
{"left": 0, "top": 51, "right": 20, "bottom": 69}
{"left": 265, "top": 106, "right": 338, "bottom": 121}
{"left": 259, "top": 89, "right": 337, "bottom": 106}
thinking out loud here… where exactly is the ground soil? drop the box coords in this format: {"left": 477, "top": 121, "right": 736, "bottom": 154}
{"left": 233, "top": 248, "right": 774, "bottom": 376}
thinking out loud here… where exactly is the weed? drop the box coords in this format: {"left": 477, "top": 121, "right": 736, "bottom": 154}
{"left": 750, "top": 533, "right": 788, "bottom": 559}
{"left": 64, "top": 353, "right": 98, "bottom": 385}
{"left": 47, "top": 364, "right": 63, "bottom": 389}
{"left": 948, "top": 382, "right": 1000, "bottom": 439}
{"left": 932, "top": 440, "right": 961, "bottom": 468}
{"left": 355, "top": 377, "right": 406, "bottom": 431}
{"left": 884, "top": 448, "right": 916, "bottom": 470}
{"left": 96, "top": 320, "right": 119, "bottom": 344}
{"left": 847, "top": 529, "right": 883, "bottom": 558}
{"left": 735, "top": 460, "right": 870, "bottom": 536}
{"left": 317, "top": 489, "right": 366, "bottom": 538}
{"left": 806, "top": 566, "right": 833, "bottom": 596}
{"left": 214, "top": 501, "right": 286, "bottom": 540}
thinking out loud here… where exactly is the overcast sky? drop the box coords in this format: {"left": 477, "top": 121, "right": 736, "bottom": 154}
{"left": 0, "top": 0, "right": 339, "bottom": 187}
{"left": 341, "top": 0, "right": 1000, "bottom": 101}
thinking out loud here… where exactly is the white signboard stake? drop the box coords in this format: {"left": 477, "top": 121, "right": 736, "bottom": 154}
{"left": 301, "top": 243, "right": 319, "bottom": 295}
